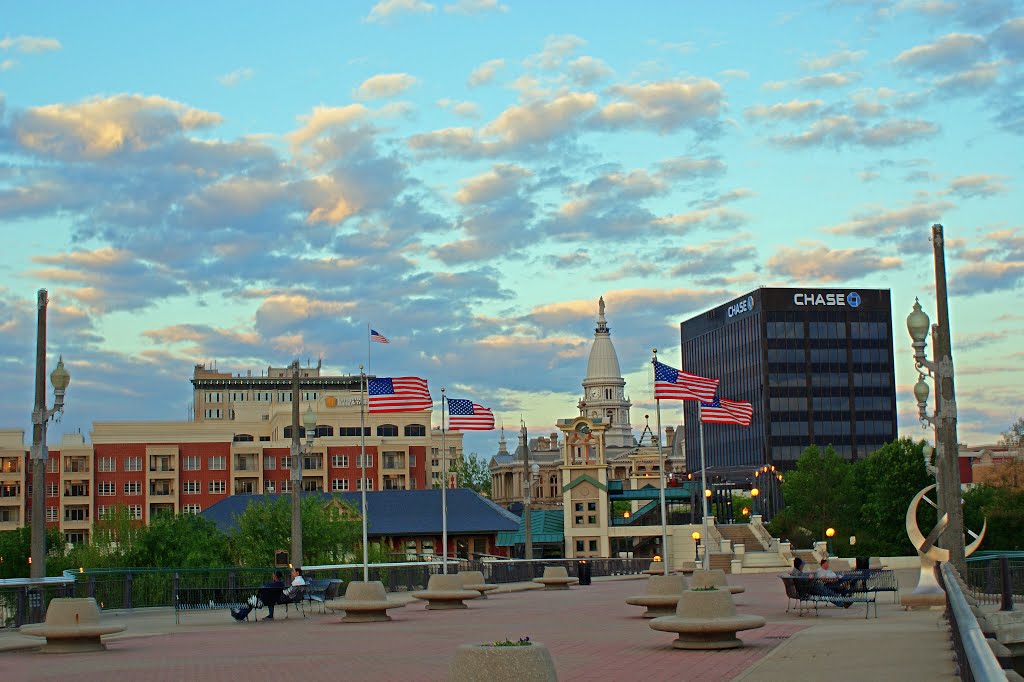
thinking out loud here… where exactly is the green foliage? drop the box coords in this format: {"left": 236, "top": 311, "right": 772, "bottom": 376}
{"left": 732, "top": 495, "right": 753, "bottom": 523}
{"left": 129, "top": 513, "right": 232, "bottom": 567}
{"left": 964, "top": 484, "right": 1024, "bottom": 551}
{"left": 486, "top": 637, "right": 532, "bottom": 647}
{"left": 1000, "top": 417, "right": 1024, "bottom": 448}
{"left": 230, "top": 494, "right": 362, "bottom": 567}
{"left": 447, "top": 453, "right": 492, "bottom": 496}
{"left": 779, "top": 445, "right": 853, "bottom": 544}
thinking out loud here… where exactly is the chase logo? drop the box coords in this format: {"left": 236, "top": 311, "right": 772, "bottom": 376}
{"left": 727, "top": 295, "right": 755, "bottom": 318}
{"left": 847, "top": 291, "right": 861, "bottom": 308}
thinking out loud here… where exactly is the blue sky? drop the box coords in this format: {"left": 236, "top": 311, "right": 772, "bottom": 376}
{"left": 1, "top": 0, "right": 1022, "bottom": 458}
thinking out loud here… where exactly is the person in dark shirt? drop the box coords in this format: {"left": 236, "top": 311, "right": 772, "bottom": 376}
{"left": 231, "top": 571, "right": 286, "bottom": 622}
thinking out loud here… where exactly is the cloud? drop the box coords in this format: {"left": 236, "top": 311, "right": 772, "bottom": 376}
{"left": 217, "top": 68, "right": 255, "bottom": 87}
{"left": 991, "top": 17, "right": 1024, "bottom": 60}
{"left": 766, "top": 243, "right": 903, "bottom": 281}
{"left": 354, "top": 73, "right": 418, "bottom": 100}
{"left": 525, "top": 34, "right": 586, "bottom": 70}
{"left": 1, "top": 59, "right": 16, "bottom": 71}
{"left": 664, "top": 239, "right": 759, "bottom": 279}
{"left": 894, "top": 33, "right": 988, "bottom": 73}
{"left": 656, "top": 156, "right": 727, "bottom": 180}
{"left": 772, "top": 114, "right": 939, "bottom": 149}
{"left": 437, "top": 98, "right": 481, "bottom": 118}
{"left": 286, "top": 104, "right": 370, "bottom": 152}
{"left": 720, "top": 69, "right": 749, "bottom": 80}
{"left": 951, "top": 228, "right": 1024, "bottom": 295}
{"left": 567, "top": 56, "right": 613, "bottom": 86}
{"left": 454, "top": 164, "right": 532, "bottom": 204}
{"left": 744, "top": 98, "right": 824, "bottom": 122}
{"left": 934, "top": 60, "right": 1001, "bottom": 96}
{"left": 823, "top": 200, "right": 956, "bottom": 239}
{"left": 468, "top": 58, "right": 505, "bottom": 87}
{"left": 801, "top": 49, "right": 867, "bottom": 71}
{"left": 594, "top": 78, "right": 724, "bottom": 134}
{"left": 11, "top": 94, "right": 223, "bottom": 160}
{"left": 0, "top": 35, "right": 62, "bottom": 53}
{"left": 763, "top": 72, "right": 861, "bottom": 90}
{"left": 365, "top": 0, "right": 434, "bottom": 22}
{"left": 947, "top": 173, "right": 1009, "bottom": 198}
{"left": 443, "top": 0, "right": 508, "bottom": 13}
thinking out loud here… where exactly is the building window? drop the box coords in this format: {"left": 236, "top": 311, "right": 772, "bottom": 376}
{"left": 302, "top": 479, "right": 321, "bottom": 492}
{"left": 357, "top": 454, "right": 373, "bottom": 468}
{"left": 281, "top": 456, "right": 291, "bottom": 469}
{"left": 338, "top": 426, "right": 371, "bottom": 437}
{"left": 230, "top": 391, "right": 247, "bottom": 402}
{"left": 332, "top": 478, "right": 349, "bottom": 491}
{"left": 208, "top": 456, "right": 226, "bottom": 470}
{"left": 279, "top": 391, "right": 292, "bottom": 403}
{"left": 128, "top": 505, "right": 142, "bottom": 520}
{"left": 382, "top": 452, "right": 405, "bottom": 469}
{"left": 409, "top": 454, "right": 416, "bottom": 467}
{"left": 209, "top": 480, "right": 226, "bottom": 494}
{"left": 205, "top": 391, "right": 222, "bottom": 403}
{"left": 264, "top": 481, "right": 276, "bottom": 493}
{"left": 183, "top": 481, "right": 201, "bottom": 495}
{"left": 233, "top": 433, "right": 254, "bottom": 442}
{"left": 589, "top": 540, "right": 598, "bottom": 552}
{"left": 97, "top": 482, "right": 115, "bottom": 496}
{"left": 264, "top": 455, "right": 276, "bottom": 470}
{"left": 576, "top": 540, "right": 585, "bottom": 552}
{"left": 314, "top": 425, "right": 334, "bottom": 437}
{"left": 356, "top": 478, "right": 373, "bottom": 491}
{"left": 280, "top": 480, "right": 292, "bottom": 493}
{"left": 46, "top": 483, "right": 59, "bottom": 497}
{"left": 46, "top": 458, "right": 59, "bottom": 473}
{"left": 331, "top": 455, "right": 349, "bottom": 468}
{"left": 182, "top": 504, "right": 202, "bottom": 515}
{"left": 65, "top": 506, "right": 88, "bottom": 521}
{"left": 302, "top": 391, "right": 318, "bottom": 401}
{"left": 46, "top": 507, "right": 59, "bottom": 521}
{"left": 125, "top": 457, "right": 142, "bottom": 472}
{"left": 96, "top": 506, "right": 111, "bottom": 519}
{"left": 376, "top": 424, "right": 398, "bottom": 437}
{"left": 404, "top": 423, "right": 426, "bottom": 437}
{"left": 183, "top": 456, "right": 200, "bottom": 471}
{"left": 124, "top": 481, "right": 142, "bottom": 495}
{"left": 204, "top": 408, "right": 223, "bottom": 419}
{"left": 66, "top": 531, "right": 87, "bottom": 545}
{"left": 98, "top": 457, "right": 116, "bottom": 472}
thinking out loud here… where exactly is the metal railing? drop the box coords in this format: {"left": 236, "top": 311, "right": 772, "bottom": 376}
{"left": 963, "top": 554, "right": 1024, "bottom": 607}
{"left": 0, "top": 576, "right": 76, "bottom": 628}
{"left": 939, "top": 562, "right": 1007, "bottom": 681}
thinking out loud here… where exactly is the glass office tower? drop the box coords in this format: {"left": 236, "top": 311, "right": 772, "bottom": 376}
{"left": 679, "top": 287, "right": 897, "bottom": 479}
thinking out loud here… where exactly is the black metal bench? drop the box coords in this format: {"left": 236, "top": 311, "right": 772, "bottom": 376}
{"left": 780, "top": 575, "right": 878, "bottom": 619}
{"left": 173, "top": 585, "right": 258, "bottom": 625}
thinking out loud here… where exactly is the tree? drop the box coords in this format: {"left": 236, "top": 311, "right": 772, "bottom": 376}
{"left": 964, "top": 484, "right": 1024, "bottom": 551}
{"left": 230, "top": 494, "right": 362, "bottom": 567}
{"left": 447, "top": 453, "right": 492, "bottom": 496}
{"left": 776, "top": 445, "right": 853, "bottom": 546}
{"left": 129, "top": 513, "right": 232, "bottom": 568}
{"left": 999, "top": 417, "right": 1024, "bottom": 448}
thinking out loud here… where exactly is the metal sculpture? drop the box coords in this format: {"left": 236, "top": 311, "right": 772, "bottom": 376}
{"left": 905, "top": 484, "right": 985, "bottom": 602}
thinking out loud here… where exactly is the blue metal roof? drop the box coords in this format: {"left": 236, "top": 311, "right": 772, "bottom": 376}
{"left": 202, "top": 489, "right": 520, "bottom": 536}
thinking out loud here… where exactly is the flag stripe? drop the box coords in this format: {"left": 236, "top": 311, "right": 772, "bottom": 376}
{"left": 370, "top": 329, "right": 389, "bottom": 344}
{"left": 653, "top": 360, "right": 719, "bottom": 402}
{"left": 447, "top": 398, "right": 495, "bottom": 431}
{"left": 699, "top": 398, "right": 753, "bottom": 426}
{"left": 367, "top": 376, "right": 432, "bottom": 413}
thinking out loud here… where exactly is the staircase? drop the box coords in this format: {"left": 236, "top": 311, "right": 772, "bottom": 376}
{"left": 716, "top": 524, "right": 769, "bottom": 551}
{"left": 708, "top": 553, "right": 733, "bottom": 573}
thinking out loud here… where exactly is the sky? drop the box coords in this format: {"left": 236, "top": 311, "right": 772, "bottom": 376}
{"left": 1, "top": 0, "right": 1022, "bottom": 460}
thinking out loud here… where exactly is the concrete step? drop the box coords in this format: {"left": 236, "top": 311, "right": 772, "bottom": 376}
{"left": 708, "top": 553, "right": 732, "bottom": 574}
{"left": 741, "top": 551, "right": 789, "bottom": 568}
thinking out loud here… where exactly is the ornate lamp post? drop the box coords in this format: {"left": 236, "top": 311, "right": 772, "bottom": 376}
{"left": 907, "top": 225, "right": 965, "bottom": 573}
{"left": 692, "top": 531, "right": 701, "bottom": 564}
{"left": 825, "top": 527, "right": 835, "bottom": 556}
{"left": 750, "top": 487, "right": 759, "bottom": 517}
{"left": 30, "top": 289, "right": 71, "bottom": 579}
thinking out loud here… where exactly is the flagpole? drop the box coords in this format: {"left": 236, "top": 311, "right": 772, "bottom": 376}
{"left": 652, "top": 350, "right": 670, "bottom": 576}
{"left": 698, "top": 403, "right": 710, "bottom": 571}
{"left": 441, "top": 388, "right": 448, "bottom": 575}
{"left": 359, "top": 365, "right": 369, "bottom": 582}
{"left": 367, "top": 323, "right": 371, "bottom": 376}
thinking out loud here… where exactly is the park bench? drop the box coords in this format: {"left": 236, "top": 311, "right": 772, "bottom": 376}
{"left": 780, "top": 575, "right": 877, "bottom": 619}
{"left": 173, "top": 585, "right": 259, "bottom": 625}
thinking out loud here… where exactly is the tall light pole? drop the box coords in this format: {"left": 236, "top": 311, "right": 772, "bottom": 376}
{"left": 907, "top": 223, "right": 965, "bottom": 573}
{"left": 30, "top": 289, "right": 71, "bottom": 579}
{"left": 516, "top": 424, "right": 536, "bottom": 560}
{"left": 289, "top": 361, "right": 317, "bottom": 568}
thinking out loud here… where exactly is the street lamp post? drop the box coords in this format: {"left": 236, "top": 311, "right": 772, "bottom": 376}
{"left": 825, "top": 527, "right": 835, "bottom": 556}
{"left": 692, "top": 531, "right": 701, "bottom": 564}
{"left": 289, "top": 362, "right": 318, "bottom": 569}
{"left": 907, "top": 223, "right": 965, "bottom": 572}
{"left": 750, "top": 487, "right": 759, "bottom": 517}
{"left": 30, "top": 289, "right": 71, "bottom": 579}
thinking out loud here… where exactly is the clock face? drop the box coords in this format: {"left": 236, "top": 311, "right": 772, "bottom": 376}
{"left": 576, "top": 423, "right": 591, "bottom": 434}
{"left": 590, "top": 389, "right": 599, "bottom": 398}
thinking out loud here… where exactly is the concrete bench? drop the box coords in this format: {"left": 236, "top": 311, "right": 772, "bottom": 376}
{"left": 20, "top": 597, "right": 125, "bottom": 653}
{"left": 650, "top": 588, "right": 765, "bottom": 649}
{"left": 626, "top": 574, "right": 688, "bottom": 618}
{"left": 411, "top": 574, "right": 480, "bottom": 610}
{"left": 458, "top": 571, "right": 499, "bottom": 599}
{"left": 325, "top": 581, "right": 406, "bottom": 622}
{"left": 690, "top": 569, "right": 744, "bottom": 595}
{"left": 643, "top": 561, "right": 672, "bottom": 575}
{"left": 532, "top": 566, "right": 578, "bottom": 590}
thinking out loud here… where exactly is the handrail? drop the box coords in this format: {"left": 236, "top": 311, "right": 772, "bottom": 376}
{"left": 0, "top": 576, "right": 76, "bottom": 587}
{"left": 940, "top": 562, "right": 1006, "bottom": 681}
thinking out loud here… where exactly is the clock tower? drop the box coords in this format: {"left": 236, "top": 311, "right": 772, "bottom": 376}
{"left": 580, "top": 297, "right": 634, "bottom": 448}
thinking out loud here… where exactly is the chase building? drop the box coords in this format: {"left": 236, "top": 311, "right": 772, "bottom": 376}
{"left": 679, "top": 287, "right": 897, "bottom": 477}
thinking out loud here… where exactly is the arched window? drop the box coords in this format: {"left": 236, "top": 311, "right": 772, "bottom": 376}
{"left": 282, "top": 426, "right": 306, "bottom": 439}
{"left": 232, "top": 433, "right": 254, "bottom": 442}
{"left": 404, "top": 423, "right": 426, "bottom": 437}
{"left": 315, "top": 425, "right": 334, "bottom": 437}
{"left": 377, "top": 424, "right": 398, "bottom": 437}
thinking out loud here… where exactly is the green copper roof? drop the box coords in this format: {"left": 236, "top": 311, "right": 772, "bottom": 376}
{"left": 495, "top": 509, "right": 564, "bottom": 546}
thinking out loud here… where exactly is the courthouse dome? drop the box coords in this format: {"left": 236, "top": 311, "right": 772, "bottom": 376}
{"left": 584, "top": 296, "right": 623, "bottom": 381}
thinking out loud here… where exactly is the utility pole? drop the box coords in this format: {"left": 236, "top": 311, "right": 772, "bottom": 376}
{"left": 290, "top": 360, "right": 302, "bottom": 567}
{"left": 518, "top": 424, "right": 533, "bottom": 560}
{"left": 30, "top": 290, "right": 48, "bottom": 579}
{"left": 932, "top": 224, "right": 965, "bottom": 572}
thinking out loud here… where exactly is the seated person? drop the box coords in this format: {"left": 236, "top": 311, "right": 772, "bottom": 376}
{"left": 814, "top": 557, "right": 838, "bottom": 579}
{"left": 789, "top": 557, "right": 805, "bottom": 576}
{"left": 232, "top": 571, "right": 286, "bottom": 622}
{"left": 278, "top": 567, "right": 306, "bottom": 603}
{"left": 812, "top": 558, "right": 851, "bottom": 607}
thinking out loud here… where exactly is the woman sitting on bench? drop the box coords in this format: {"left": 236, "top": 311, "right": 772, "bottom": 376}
{"left": 231, "top": 571, "right": 286, "bottom": 621}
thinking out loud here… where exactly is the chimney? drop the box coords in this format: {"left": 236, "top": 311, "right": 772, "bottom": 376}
{"left": 665, "top": 426, "right": 675, "bottom": 449}
{"left": 550, "top": 432, "right": 558, "bottom": 449}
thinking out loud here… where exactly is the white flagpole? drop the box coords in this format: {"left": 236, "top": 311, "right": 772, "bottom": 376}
{"left": 652, "top": 349, "right": 670, "bottom": 576}
{"left": 698, "top": 402, "right": 710, "bottom": 571}
{"left": 441, "top": 388, "right": 448, "bottom": 575}
{"left": 359, "top": 365, "right": 369, "bottom": 582}
{"left": 367, "top": 323, "right": 371, "bottom": 376}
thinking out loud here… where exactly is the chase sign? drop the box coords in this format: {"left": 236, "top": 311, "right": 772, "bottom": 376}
{"left": 793, "top": 291, "right": 861, "bottom": 308}
{"left": 727, "top": 295, "right": 755, "bottom": 318}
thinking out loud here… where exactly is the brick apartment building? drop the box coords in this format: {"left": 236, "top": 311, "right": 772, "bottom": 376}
{"left": 0, "top": 362, "right": 462, "bottom": 545}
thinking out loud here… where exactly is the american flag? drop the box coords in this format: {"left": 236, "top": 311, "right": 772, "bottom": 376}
{"left": 653, "top": 360, "right": 719, "bottom": 402}
{"left": 446, "top": 398, "right": 495, "bottom": 431}
{"left": 370, "top": 329, "right": 389, "bottom": 344}
{"left": 699, "top": 397, "right": 753, "bottom": 426}
{"left": 367, "top": 376, "right": 432, "bottom": 413}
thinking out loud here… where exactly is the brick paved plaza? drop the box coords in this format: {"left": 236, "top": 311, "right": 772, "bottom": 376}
{"left": 2, "top": 570, "right": 955, "bottom": 681}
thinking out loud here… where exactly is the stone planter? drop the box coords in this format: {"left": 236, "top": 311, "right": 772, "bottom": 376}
{"left": 690, "top": 568, "right": 744, "bottom": 594}
{"left": 448, "top": 642, "right": 557, "bottom": 681}
{"left": 649, "top": 589, "right": 765, "bottom": 650}
{"left": 20, "top": 597, "right": 125, "bottom": 653}
{"left": 626, "top": 574, "right": 688, "bottom": 618}
{"left": 325, "top": 580, "right": 406, "bottom": 622}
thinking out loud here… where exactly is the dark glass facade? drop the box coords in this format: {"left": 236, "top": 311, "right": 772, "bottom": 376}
{"left": 679, "top": 288, "right": 897, "bottom": 479}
